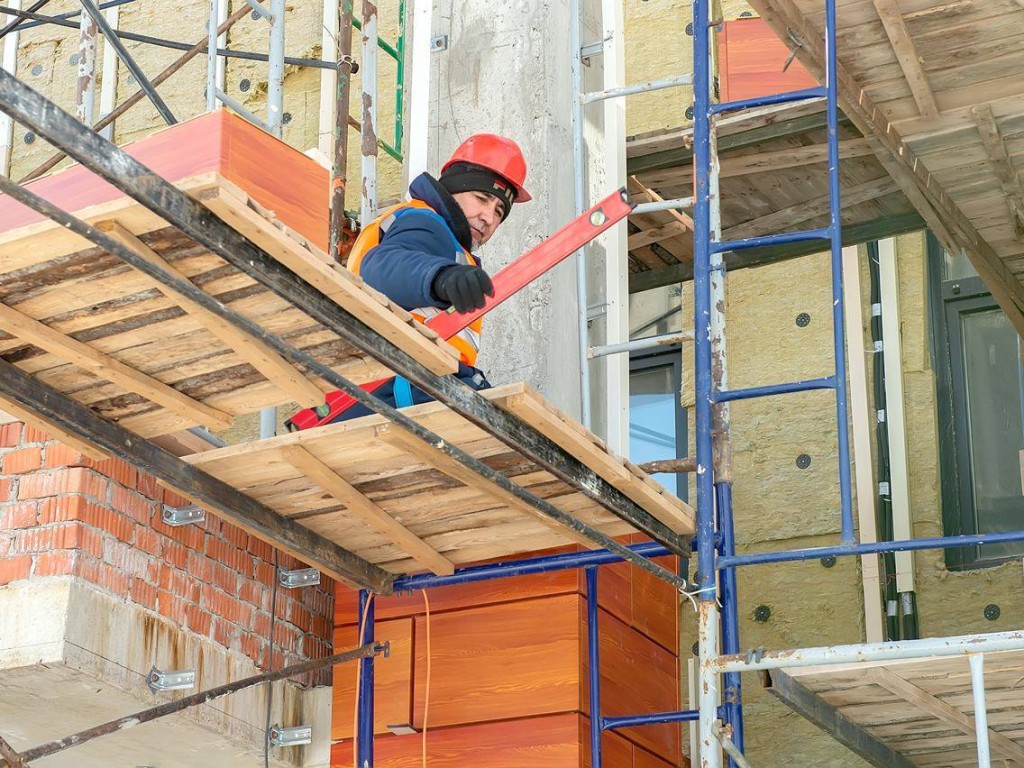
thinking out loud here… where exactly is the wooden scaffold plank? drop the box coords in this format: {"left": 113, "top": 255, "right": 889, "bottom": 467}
{"left": 0, "top": 298, "right": 234, "bottom": 430}
{"left": 0, "top": 71, "right": 691, "bottom": 570}
{"left": 868, "top": 666, "right": 1024, "bottom": 765}
{"left": 278, "top": 443, "right": 457, "bottom": 576}
{"left": 96, "top": 218, "right": 328, "bottom": 404}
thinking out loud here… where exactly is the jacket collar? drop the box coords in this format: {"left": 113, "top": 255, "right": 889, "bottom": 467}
{"left": 409, "top": 172, "right": 474, "bottom": 252}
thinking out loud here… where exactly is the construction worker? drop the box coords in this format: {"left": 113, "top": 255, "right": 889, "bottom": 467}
{"left": 333, "top": 133, "right": 532, "bottom": 421}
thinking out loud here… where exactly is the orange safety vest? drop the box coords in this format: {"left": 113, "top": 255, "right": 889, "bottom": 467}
{"left": 348, "top": 199, "right": 483, "bottom": 367}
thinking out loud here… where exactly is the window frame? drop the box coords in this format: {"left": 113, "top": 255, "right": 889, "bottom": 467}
{"left": 927, "top": 232, "right": 1023, "bottom": 569}
{"left": 628, "top": 345, "right": 688, "bottom": 502}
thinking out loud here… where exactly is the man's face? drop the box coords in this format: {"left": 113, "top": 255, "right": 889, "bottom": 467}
{"left": 452, "top": 190, "right": 506, "bottom": 248}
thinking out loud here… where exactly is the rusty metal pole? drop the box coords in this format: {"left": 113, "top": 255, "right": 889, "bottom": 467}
{"left": 329, "top": 0, "right": 356, "bottom": 263}
{"left": 75, "top": 4, "right": 96, "bottom": 124}
{"left": 0, "top": 737, "right": 24, "bottom": 768}
{"left": 19, "top": 3, "right": 251, "bottom": 183}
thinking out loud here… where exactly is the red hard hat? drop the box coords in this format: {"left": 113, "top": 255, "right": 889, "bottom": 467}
{"left": 442, "top": 134, "right": 532, "bottom": 202}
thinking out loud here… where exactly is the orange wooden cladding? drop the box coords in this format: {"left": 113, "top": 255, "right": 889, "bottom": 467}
{"left": 334, "top": 549, "right": 580, "bottom": 624}
{"left": 718, "top": 17, "right": 818, "bottom": 103}
{"left": 333, "top": 713, "right": 581, "bottom": 767}
{"left": 332, "top": 542, "right": 683, "bottom": 767}
{"left": 409, "top": 595, "right": 581, "bottom": 727}
{"left": 333, "top": 618, "right": 414, "bottom": 739}
{"left": 579, "top": 717, "right": 680, "bottom": 768}
{"left": 0, "top": 109, "right": 329, "bottom": 251}
{"left": 334, "top": 538, "right": 677, "bottom": 653}
{"left": 331, "top": 714, "right": 682, "bottom": 768}
{"left": 579, "top": 606, "right": 680, "bottom": 760}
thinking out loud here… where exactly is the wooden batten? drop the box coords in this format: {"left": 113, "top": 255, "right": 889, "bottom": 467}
{"left": 278, "top": 443, "right": 456, "bottom": 576}
{"left": 96, "top": 219, "right": 327, "bottom": 404}
{"left": 496, "top": 387, "right": 696, "bottom": 535}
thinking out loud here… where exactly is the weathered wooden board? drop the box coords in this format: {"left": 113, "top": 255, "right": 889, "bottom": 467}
{"left": 0, "top": 155, "right": 458, "bottom": 440}
{"left": 774, "top": 648, "right": 1024, "bottom": 766}
{"left": 740, "top": 0, "right": 1024, "bottom": 334}
{"left": 184, "top": 383, "right": 695, "bottom": 575}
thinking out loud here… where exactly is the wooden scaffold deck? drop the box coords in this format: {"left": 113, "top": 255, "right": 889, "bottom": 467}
{"left": 770, "top": 650, "right": 1024, "bottom": 767}
{"left": 0, "top": 95, "right": 693, "bottom": 593}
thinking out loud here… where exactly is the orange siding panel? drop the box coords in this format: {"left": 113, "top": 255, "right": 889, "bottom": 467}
{"left": 579, "top": 715, "right": 681, "bottom": 768}
{"left": 0, "top": 111, "right": 225, "bottom": 234}
{"left": 411, "top": 595, "right": 581, "bottom": 728}
{"left": 333, "top": 618, "right": 414, "bottom": 739}
{"left": 0, "top": 110, "right": 329, "bottom": 253}
{"left": 718, "top": 17, "right": 818, "bottom": 103}
{"left": 631, "top": 552, "right": 679, "bottom": 654}
{"left": 220, "top": 113, "right": 329, "bottom": 252}
{"left": 336, "top": 565, "right": 579, "bottom": 626}
{"left": 332, "top": 713, "right": 582, "bottom": 768}
{"left": 580, "top": 605, "right": 680, "bottom": 763}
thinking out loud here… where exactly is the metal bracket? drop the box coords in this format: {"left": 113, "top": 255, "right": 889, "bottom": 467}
{"left": 146, "top": 666, "right": 196, "bottom": 692}
{"left": 267, "top": 724, "right": 312, "bottom": 747}
{"left": 580, "top": 41, "right": 604, "bottom": 61}
{"left": 161, "top": 503, "right": 205, "bottom": 526}
{"left": 277, "top": 567, "right": 321, "bottom": 589}
{"left": 430, "top": 34, "right": 448, "bottom": 52}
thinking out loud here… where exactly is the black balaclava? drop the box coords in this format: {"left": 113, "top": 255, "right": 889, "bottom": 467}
{"left": 438, "top": 161, "right": 517, "bottom": 221}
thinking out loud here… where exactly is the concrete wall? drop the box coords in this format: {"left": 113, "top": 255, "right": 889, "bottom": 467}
{"left": 426, "top": 0, "right": 584, "bottom": 415}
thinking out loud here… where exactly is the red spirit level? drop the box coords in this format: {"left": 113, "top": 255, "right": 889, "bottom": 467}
{"left": 285, "top": 187, "right": 633, "bottom": 431}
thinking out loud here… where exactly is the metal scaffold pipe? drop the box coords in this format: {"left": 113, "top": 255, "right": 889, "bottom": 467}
{"left": 266, "top": 0, "right": 285, "bottom": 136}
{"left": 360, "top": 0, "right": 379, "bottom": 225}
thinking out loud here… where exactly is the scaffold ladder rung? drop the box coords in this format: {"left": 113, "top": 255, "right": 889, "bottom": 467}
{"left": 710, "top": 85, "right": 827, "bottom": 115}
{"left": 712, "top": 226, "right": 831, "bottom": 254}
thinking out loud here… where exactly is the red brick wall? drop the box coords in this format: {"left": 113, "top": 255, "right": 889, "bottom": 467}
{"left": 0, "top": 422, "right": 334, "bottom": 683}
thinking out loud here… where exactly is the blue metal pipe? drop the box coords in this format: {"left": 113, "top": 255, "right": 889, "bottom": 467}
{"left": 713, "top": 376, "right": 836, "bottom": 403}
{"left": 719, "top": 529, "right": 1024, "bottom": 569}
{"left": 717, "top": 483, "right": 745, "bottom": 764}
{"left": 712, "top": 227, "right": 830, "bottom": 254}
{"left": 586, "top": 567, "right": 603, "bottom": 768}
{"left": 692, "top": 0, "right": 716, "bottom": 609}
{"left": 356, "top": 590, "right": 374, "bottom": 768}
{"left": 823, "top": 0, "right": 854, "bottom": 546}
{"left": 709, "top": 86, "right": 828, "bottom": 114}
{"left": 602, "top": 709, "right": 700, "bottom": 729}
{"left": 393, "top": 541, "right": 672, "bottom": 592}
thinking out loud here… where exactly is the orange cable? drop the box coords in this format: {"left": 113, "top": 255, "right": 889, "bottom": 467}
{"left": 421, "top": 589, "right": 431, "bottom": 768}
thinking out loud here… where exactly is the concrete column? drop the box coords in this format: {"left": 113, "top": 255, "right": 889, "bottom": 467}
{"left": 429, "top": 0, "right": 584, "bottom": 417}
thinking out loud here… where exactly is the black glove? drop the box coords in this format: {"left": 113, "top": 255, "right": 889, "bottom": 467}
{"left": 431, "top": 265, "right": 494, "bottom": 314}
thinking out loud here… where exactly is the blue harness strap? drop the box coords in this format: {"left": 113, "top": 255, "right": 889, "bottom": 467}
{"left": 392, "top": 376, "right": 414, "bottom": 408}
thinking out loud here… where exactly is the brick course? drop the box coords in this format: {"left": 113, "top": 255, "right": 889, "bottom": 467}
{"left": 0, "top": 424, "right": 334, "bottom": 680}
